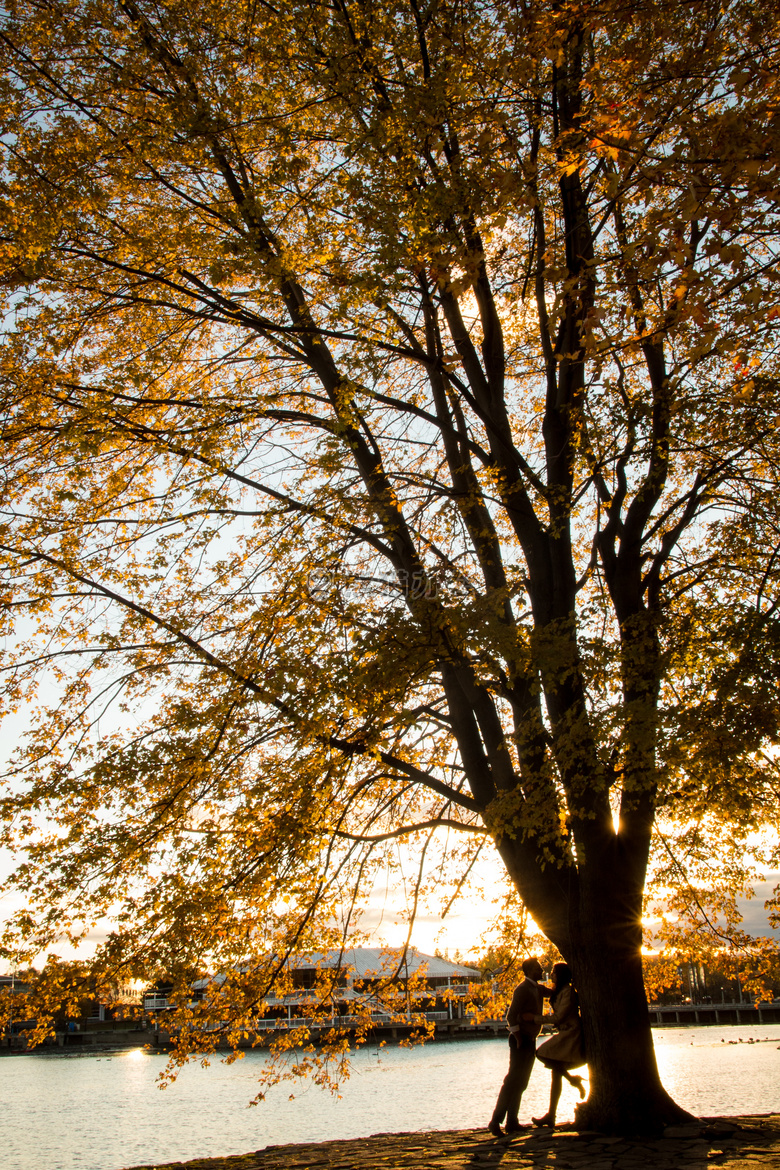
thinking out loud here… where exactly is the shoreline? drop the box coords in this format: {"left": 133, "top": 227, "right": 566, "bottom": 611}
{"left": 4, "top": 1017, "right": 780, "bottom": 1058}
{"left": 122, "top": 1115, "right": 780, "bottom": 1170}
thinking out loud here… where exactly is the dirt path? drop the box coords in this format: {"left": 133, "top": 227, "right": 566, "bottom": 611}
{"left": 124, "top": 1114, "right": 780, "bottom": 1170}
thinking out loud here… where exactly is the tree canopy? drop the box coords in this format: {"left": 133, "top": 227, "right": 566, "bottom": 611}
{"left": 2, "top": 0, "right": 780, "bottom": 1132}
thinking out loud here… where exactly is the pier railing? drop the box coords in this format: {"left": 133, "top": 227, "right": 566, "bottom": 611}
{"left": 649, "top": 1000, "right": 780, "bottom": 1025}
{"left": 250, "top": 1011, "right": 450, "bottom": 1030}
{"left": 139, "top": 996, "right": 780, "bottom": 1029}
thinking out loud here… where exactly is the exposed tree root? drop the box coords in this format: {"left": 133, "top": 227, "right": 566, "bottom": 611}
{"left": 574, "top": 1089, "right": 695, "bottom": 1136}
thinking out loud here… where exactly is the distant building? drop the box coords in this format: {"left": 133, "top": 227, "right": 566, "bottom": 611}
{"left": 1, "top": 972, "right": 34, "bottom": 1048}
{"left": 144, "top": 947, "right": 482, "bottom": 1027}
{"left": 86, "top": 980, "right": 144, "bottom": 1023}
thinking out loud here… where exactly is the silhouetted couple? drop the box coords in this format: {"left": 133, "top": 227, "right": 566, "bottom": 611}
{"left": 488, "top": 958, "right": 586, "bottom": 1137}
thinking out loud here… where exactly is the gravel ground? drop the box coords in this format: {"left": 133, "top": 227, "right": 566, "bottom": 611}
{"left": 124, "top": 1114, "right": 780, "bottom": 1170}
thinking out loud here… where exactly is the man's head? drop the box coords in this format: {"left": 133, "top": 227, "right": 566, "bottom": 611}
{"left": 521, "top": 956, "right": 544, "bottom": 982}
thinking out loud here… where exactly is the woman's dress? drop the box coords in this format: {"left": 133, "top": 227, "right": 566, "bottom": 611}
{"left": 535, "top": 984, "right": 585, "bottom": 1069}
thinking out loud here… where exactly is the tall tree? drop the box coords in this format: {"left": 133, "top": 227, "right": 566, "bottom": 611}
{"left": 2, "top": 0, "right": 780, "bottom": 1131}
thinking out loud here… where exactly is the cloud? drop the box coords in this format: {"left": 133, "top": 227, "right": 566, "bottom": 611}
{"left": 736, "top": 875, "right": 780, "bottom": 939}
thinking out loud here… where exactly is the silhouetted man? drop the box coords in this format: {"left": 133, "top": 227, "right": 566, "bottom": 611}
{"left": 488, "top": 956, "right": 549, "bottom": 1136}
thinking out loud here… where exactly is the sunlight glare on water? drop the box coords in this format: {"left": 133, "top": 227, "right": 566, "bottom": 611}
{"left": 653, "top": 1025, "right": 780, "bottom": 1115}
{"left": 1, "top": 1025, "right": 779, "bottom": 1170}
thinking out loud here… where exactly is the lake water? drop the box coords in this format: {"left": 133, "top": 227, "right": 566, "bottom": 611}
{"left": 2, "top": 1025, "right": 779, "bottom": 1170}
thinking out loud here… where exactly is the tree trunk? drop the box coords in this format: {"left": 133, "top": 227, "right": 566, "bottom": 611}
{"left": 565, "top": 907, "right": 693, "bottom": 1134}
{"left": 503, "top": 829, "right": 692, "bottom": 1133}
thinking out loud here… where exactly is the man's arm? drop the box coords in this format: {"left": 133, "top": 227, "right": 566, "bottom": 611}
{"left": 522, "top": 982, "right": 551, "bottom": 1022}
{"left": 507, "top": 983, "right": 531, "bottom": 1031}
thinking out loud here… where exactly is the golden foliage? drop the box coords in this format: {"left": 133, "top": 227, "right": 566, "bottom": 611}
{"left": 1, "top": 0, "right": 780, "bottom": 1121}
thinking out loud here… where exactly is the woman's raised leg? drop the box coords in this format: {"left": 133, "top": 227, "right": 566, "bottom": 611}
{"left": 563, "top": 1071, "right": 586, "bottom": 1099}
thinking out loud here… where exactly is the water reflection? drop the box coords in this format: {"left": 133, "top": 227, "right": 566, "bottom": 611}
{"left": 1, "top": 1025, "right": 779, "bottom": 1170}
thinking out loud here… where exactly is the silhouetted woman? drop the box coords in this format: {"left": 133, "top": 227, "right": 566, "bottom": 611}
{"left": 531, "top": 962, "right": 586, "bottom": 1127}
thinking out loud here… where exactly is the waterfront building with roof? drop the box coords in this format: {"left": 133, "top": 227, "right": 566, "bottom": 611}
{"left": 143, "top": 947, "right": 483, "bottom": 1033}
